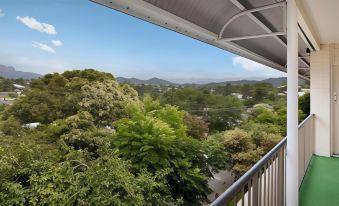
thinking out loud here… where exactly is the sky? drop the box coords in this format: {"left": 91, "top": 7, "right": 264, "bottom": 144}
{"left": 0, "top": 0, "right": 285, "bottom": 83}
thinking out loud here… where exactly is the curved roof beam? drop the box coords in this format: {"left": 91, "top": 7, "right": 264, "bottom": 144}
{"left": 225, "top": 0, "right": 310, "bottom": 67}
{"left": 218, "top": 1, "right": 286, "bottom": 40}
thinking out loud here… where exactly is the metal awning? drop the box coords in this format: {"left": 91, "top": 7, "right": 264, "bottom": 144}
{"left": 91, "top": 0, "right": 312, "bottom": 80}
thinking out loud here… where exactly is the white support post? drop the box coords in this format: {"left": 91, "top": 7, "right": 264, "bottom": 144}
{"left": 286, "top": 0, "right": 299, "bottom": 206}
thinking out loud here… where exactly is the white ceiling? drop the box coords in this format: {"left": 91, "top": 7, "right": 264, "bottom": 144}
{"left": 302, "top": 0, "right": 339, "bottom": 44}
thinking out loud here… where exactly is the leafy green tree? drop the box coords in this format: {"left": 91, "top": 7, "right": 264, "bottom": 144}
{"left": 184, "top": 113, "right": 209, "bottom": 140}
{"left": 0, "top": 143, "right": 180, "bottom": 206}
{"left": 2, "top": 69, "right": 137, "bottom": 126}
{"left": 0, "top": 115, "right": 22, "bottom": 136}
{"left": 299, "top": 92, "right": 310, "bottom": 116}
{"left": 240, "top": 121, "right": 282, "bottom": 147}
{"left": 79, "top": 80, "right": 141, "bottom": 126}
{"left": 114, "top": 103, "right": 209, "bottom": 205}
{"left": 45, "top": 111, "right": 111, "bottom": 157}
{"left": 260, "top": 133, "right": 282, "bottom": 153}
{"left": 203, "top": 133, "right": 228, "bottom": 173}
{"left": 160, "top": 87, "right": 244, "bottom": 131}
{"left": 223, "top": 129, "right": 263, "bottom": 179}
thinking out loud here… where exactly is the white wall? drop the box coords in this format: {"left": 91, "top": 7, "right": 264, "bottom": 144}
{"left": 310, "top": 44, "right": 333, "bottom": 157}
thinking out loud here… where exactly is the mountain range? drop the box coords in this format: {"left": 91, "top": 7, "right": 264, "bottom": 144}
{"left": 0, "top": 64, "right": 41, "bottom": 79}
{"left": 0, "top": 64, "right": 304, "bottom": 87}
{"left": 117, "top": 77, "right": 178, "bottom": 86}
{"left": 117, "top": 76, "right": 303, "bottom": 87}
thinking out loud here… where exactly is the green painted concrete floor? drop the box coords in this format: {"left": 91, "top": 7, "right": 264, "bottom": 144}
{"left": 299, "top": 155, "right": 339, "bottom": 206}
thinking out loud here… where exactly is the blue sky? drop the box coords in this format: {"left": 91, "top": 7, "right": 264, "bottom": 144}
{"left": 0, "top": 0, "right": 285, "bottom": 83}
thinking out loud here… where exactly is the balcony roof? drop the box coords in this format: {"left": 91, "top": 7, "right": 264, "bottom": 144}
{"left": 91, "top": 0, "right": 313, "bottom": 79}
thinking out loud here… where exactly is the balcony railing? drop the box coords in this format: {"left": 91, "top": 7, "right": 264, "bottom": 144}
{"left": 211, "top": 114, "right": 315, "bottom": 206}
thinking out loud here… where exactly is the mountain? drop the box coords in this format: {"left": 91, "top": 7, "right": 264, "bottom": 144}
{"left": 117, "top": 77, "right": 177, "bottom": 86}
{"left": 205, "top": 77, "right": 306, "bottom": 87}
{"left": 0, "top": 65, "right": 42, "bottom": 79}
{"left": 117, "top": 76, "right": 306, "bottom": 87}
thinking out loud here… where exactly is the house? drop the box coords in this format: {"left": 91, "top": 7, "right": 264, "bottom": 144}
{"left": 23, "top": 122, "right": 40, "bottom": 129}
{"left": 13, "top": 84, "right": 25, "bottom": 90}
{"left": 13, "top": 84, "right": 25, "bottom": 95}
{"left": 92, "top": 0, "right": 338, "bottom": 205}
{"left": 231, "top": 93, "right": 243, "bottom": 99}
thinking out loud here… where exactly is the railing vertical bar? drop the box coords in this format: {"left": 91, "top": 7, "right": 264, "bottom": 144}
{"left": 248, "top": 181, "right": 252, "bottom": 206}
{"left": 306, "top": 119, "right": 310, "bottom": 172}
{"left": 241, "top": 187, "right": 245, "bottom": 206}
{"left": 264, "top": 163, "right": 267, "bottom": 206}
{"left": 270, "top": 159, "right": 273, "bottom": 206}
{"left": 274, "top": 155, "right": 277, "bottom": 206}
{"left": 278, "top": 150, "right": 282, "bottom": 206}
{"left": 252, "top": 172, "right": 258, "bottom": 206}
{"left": 284, "top": 144, "right": 286, "bottom": 205}
{"left": 267, "top": 161, "right": 272, "bottom": 206}
{"left": 258, "top": 169, "right": 263, "bottom": 205}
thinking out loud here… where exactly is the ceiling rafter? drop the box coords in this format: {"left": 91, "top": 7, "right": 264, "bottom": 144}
{"left": 229, "top": 0, "right": 310, "bottom": 70}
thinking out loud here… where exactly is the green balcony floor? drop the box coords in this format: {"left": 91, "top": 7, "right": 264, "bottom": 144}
{"left": 299, "top": 155, "right": 339, "bottom": 206}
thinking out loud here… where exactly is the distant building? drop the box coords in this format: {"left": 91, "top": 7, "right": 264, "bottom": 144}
{"left": 13, "top": 84, "right": 25, "bottom": 96}
{"left": 23, "top": 122, "right": 40, "bottom": 129}
{"left": 231, "top": 93, "right": 243, "bottom": 99}
{"left": 13, "top": 84, "right": 25, "bottom": 90}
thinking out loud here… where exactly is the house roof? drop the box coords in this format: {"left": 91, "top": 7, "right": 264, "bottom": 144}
{"left": 91, "top": 0, "right": 313, "bottom": 79}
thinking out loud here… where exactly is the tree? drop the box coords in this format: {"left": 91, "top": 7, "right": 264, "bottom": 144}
{"left": 260, "top": 133, "right": 282, "bottom": 153}
{"left": 184, "top": 113, "right": 209, "bottom": 140}
{"left": 0, "top": 115, "right": 22, "bottom": 136}
{"left": 160, "top": 87, "right": 244, "bottom": 131}
{"left": 45, "top": 111, "right": 111, "bottom": 157}
{"left": 223, "top": 129, "right": 263, "bottom": 179}
{"left": 299, "top": 92, "right": 310, "bottom": 116}
{"left": 79, "top": 80, "right": 141, "bottom": 126}
{"left": 0, "top": 143, "right": 180, "bottom": 205}
{"left": 203, "top": 133, "right": 228, "bottom": 173}
{"left": 1, "top": 69, "right": 137, "bottom": 126}
{"left": 114, "top": 103, "right": 209, "bottom": 205}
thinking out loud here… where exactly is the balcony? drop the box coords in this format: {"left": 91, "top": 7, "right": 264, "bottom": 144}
{"left": 212, "top": 114, "right": 315, "bottom": 206}
{"left": 299, "top": 156, "right": 339, "bottom": 206}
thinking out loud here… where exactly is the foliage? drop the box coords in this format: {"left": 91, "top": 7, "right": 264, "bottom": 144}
{"left": 0, "top": 115, "right": 22, "bottom": 136}
{"left": 223, "top": 129, "right": 263, "bottom": 179}
{"left": 160, "top": 87, "right": 244, "bottom": 131}
{"left": 299, "top": 92, "right": 310, "bottom": 116}
{"left": 114, "top": 103, "right": 209, "bottom": 204}
{"left": 0, "top": 142, "right": 180, "bottom": 206}
{"left": 184, "top": 113, "right": 209, "bottom": 140}
{"left": 79, "top": 80, "right": 141, "bottom": 126}
{"left": 1, "top": 69, "right": 122, "bottom": 125}
{"left": 203, "top": 133, "right": 228, "bottom": 173}
{"left": 0, "top": 69, "right": 311, "bottom": 205}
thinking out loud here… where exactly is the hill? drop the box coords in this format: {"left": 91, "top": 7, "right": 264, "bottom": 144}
{"left": 117, "top": 76, "right": 307, "bottom": 87}
{"left": 117, "top": 77, "right": 177, "bottom": 86}
{"left": 205, "top": 77, "right": 306, "bottom": 87}
{"left": 0, "top": 65, "right": 42, "bottom": 79}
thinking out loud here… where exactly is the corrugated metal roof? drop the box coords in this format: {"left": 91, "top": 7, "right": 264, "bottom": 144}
{"left": 91, "top": 0, "right": 311, "bottom": 79}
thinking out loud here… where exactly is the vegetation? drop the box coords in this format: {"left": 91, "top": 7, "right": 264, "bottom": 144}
{"left": 0, "top": 69, "right": 310, "bottom": 205}
{"left": 0, "top": 77, "right": 27, "bottom": 92}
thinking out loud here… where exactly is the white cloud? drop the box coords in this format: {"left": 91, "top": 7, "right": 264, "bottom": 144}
{"left": 16, "top": 16, "right": 57, "bottom": 35}
{"left": 232, "top": 56, "right": 285, "bottom": 77}
{"left": 52, "top": 40, "right": 63, "bottom": 47}
{"left": 0, "top": 9, "right": 5, "bottom": 17}
{"left": 32, "top": 41, "right": 56, "bottom": 54}
{"left": 232, "top": 56, "right": 271, "bottom": 71}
